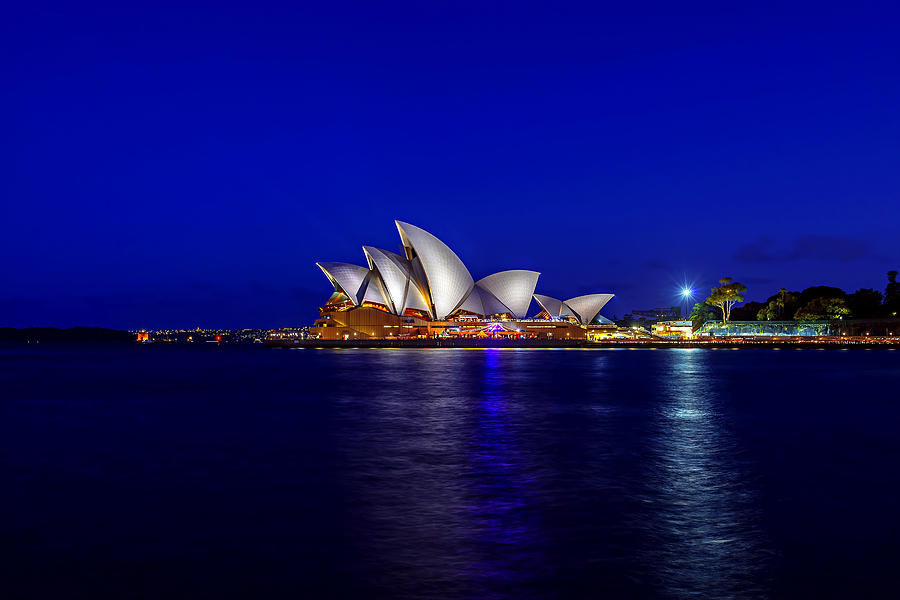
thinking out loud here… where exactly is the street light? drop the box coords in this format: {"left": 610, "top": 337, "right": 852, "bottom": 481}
{"left": 681, "top": 287, "right": 694, "bottom": 320}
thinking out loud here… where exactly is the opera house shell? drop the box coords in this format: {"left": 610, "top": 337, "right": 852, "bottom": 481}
{"left": 314, "top": 221, "right": 614, "bottom": 338}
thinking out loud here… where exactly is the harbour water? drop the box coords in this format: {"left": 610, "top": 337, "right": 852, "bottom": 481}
{"left": 2, "top": 345, "right": 899, "bottom": 598}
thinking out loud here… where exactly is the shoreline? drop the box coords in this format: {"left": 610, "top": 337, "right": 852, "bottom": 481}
{"left": 264, "top": 339, "right": 899, "bottom": 350}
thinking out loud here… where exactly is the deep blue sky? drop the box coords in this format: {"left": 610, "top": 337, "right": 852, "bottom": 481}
{"left": 3, "top": 2, "right": 898, "bottom": 328}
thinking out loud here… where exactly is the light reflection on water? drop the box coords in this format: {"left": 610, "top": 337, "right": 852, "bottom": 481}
{"left": 643, "top": 350, "right": 771, "bottom": 598}
{"left": 331, "top": 349, "right": 770, "bottom": 598}
{"left": 334, "top": 350, "right": 473, "bottom": 596}
{"left": 463, "top": 349, "right": 545, "bottom": 595}
{"left": 5, "top": 345, "right": 900, "bottom": 598}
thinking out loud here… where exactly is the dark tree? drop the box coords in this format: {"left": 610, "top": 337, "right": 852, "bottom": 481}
{"left": 798, "top": 286, "right": 846, "bottom": 307}
{"left": 758, "top": 289, "right": 802, "bottom": 320}
{"left": 885, "top": 270, "right": 900, "bottom": 316}
{"left": 730, "top": 301, "right": 765, "bottom": 321}
{"left": 847, "top": 288, "right": 884, "bottom": 318}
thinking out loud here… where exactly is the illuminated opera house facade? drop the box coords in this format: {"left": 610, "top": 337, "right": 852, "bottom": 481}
{"left": 312, "top": 221, "right": 614, "bottom": 340}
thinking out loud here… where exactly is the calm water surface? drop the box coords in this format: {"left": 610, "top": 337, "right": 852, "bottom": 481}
{"left": 2, "top": 345, "right": 899, "bottom": 598}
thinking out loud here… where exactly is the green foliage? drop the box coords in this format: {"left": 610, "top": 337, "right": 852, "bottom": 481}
{"left": 689, "top": 302, "right": 717, "bottom": 327}
{"left": 746, "top": 273, "right": 900, "bottom": 322}
{"left": 753, "top": 289, "right": 804, "bottom": 321}
{"left": 758, "top": 289, "right": 784, "bottom": 320}
{"left": 794, "top": 297, "right": 851, "bottom": 321}
{"left": 706, "top": 277, "right": 747, "bottom": 324}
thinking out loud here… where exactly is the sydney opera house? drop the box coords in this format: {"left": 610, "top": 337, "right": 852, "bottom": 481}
{"left": 312, "top": 221, "right": 614, "bottom": 340}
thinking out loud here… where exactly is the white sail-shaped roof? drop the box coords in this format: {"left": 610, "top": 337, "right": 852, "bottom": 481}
{"left": 563, "top": 293, "right": 615, "bottom": 324}
{"left": 476, "top": 270, "right": 539, "bottom": 319}
{"left": 454, "top": 286, "right": 515, "bottom": 318}
{"left": 407, "top": 256, "right": 430, "bottom": 309}
{"left": 404, "top": 283, "right": 432, "bottom": 316}
{"left": 316, "top": 262, "right": 370, "bottom": 305}
{"left": 533, "top": 293, "right": 564, "bottom": 318}
{"left": 358, "top": 270, "right": 392, "bottom": 306}
{"left": 479, "top": 287, "right": 513, "bottom": 316}
{"left": 396, "top": 221, "right": 474, "bottom": 320}
{"left": 456, "top": 286, "right": 485, "bottom": 315}
{"left": 316, "top": 222, "right": 617, "bottom": 325}
{"left": 363, "top": 246, "right": 410, "bottom": 315}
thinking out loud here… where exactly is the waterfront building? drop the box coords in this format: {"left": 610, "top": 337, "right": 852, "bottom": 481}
{"left": 688, "top": 318, "right": 899, "bottom": 340}
{"left": 652, "top": 320, "right": 694, "bottom": 338}
{"left": 836, "top": 318, "right": 900, "bottom": 337}
{"left": 695, "top": 320, "right": 833, "bottom": 337}
{"left": 585, "top": 322, "right": 621, "bottom": 340}
{"left": 312, "top": 221, "right": 614, "bottom": 340}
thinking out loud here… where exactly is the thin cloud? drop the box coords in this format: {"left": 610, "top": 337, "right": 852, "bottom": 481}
{"left": 735, "top": 235, "right": 870, "bottom": 263}
{"left": 742, "top": 276, "right": 775, "bottom": 285}
{"left": 645, "top": 260, "right": 672, "bottom": 271}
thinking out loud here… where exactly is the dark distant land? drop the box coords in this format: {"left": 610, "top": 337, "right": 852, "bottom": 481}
{"left": 0, "top": 327, "right": 133, "bottom": 343}
{"left": 0, "top": 327, "right": 282, "bottom": 344}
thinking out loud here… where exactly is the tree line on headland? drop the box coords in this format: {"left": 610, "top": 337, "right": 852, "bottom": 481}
{"left": 691, "top": 270, "right": 900, "bottom": 326}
